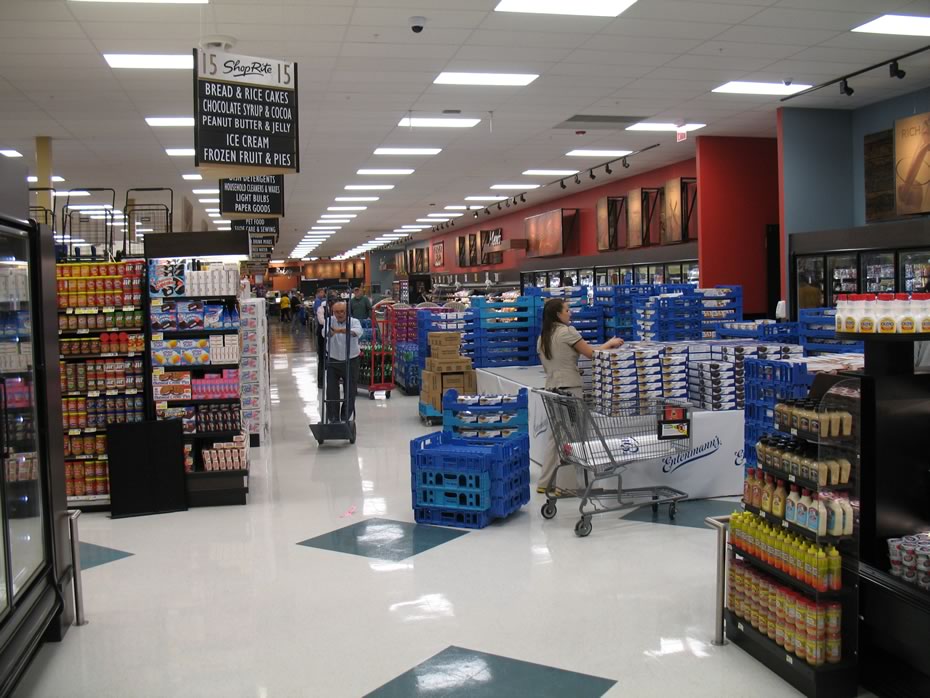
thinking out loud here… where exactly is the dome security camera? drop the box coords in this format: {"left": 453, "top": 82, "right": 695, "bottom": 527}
{"left": 410, "top": 16, "right": 426, "bottom": 33}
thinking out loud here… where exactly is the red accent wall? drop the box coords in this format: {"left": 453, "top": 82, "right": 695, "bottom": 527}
{"left": 427, "top": 159, "right": 697, "bottom": 274}
{"left": 696, "top": 136, "right": 779, "bottom": 315}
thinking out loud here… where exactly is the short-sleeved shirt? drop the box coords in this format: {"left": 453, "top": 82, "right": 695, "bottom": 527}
{"left": 280, "top": 296, "right": 290, "bottom": 309}
{"left": 538, "top": 323, "right": 584, "bottom": 389}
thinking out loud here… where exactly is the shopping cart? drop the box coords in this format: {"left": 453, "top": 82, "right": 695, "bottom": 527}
{"left": 535, "top": 390, "right": 692, "bottom": 537}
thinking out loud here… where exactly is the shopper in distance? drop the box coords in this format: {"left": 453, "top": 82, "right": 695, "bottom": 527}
{"left": 279, "top": 292, "right": 291, "bottom": 323}
{"left": 349, "top": 286, "right": 373, "bottom": 322}
{"left": 536, "top": 297, "right": 624, "bottom": 493}
{"left": 326, "top": 301, "right": 362, "bottom": 422}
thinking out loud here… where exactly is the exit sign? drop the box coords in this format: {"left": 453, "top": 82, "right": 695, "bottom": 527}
{"left": 676, "top": 129, "right": 688, "bottom": 143}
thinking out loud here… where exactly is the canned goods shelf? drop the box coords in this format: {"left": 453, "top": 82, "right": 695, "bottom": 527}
{"left": 65, "top": 454, "right": 108, "bottom": 461}
{"left": 66, "top": 495, "right": 110, "bottom": 503}
{"left": 157, "top": 364, "right": 239, "bottom": 371}
{"left": 158, "top": 329, "right": 241, "bottom": 338}
{"left": 59, "top": 327, "right": 143, "bottom": 336}
{"left": 183, "top": 430, "right": 242, "bottom": 440}
{"left": 62, "top": 388, "right": 141, "bottom": 398}
{"left": 59, "top": 352, "right": 143, "bottom": 360}
{"left": 64, "top": 427, "right": 104, "bottom": 435}
{"left": 60, "top": 306, "right": 141, "bottom": 315}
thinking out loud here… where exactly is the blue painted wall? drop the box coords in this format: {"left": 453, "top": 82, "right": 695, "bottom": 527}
{"left": 851, "top": 86, "right": 930, "bottom": 226}
{"left": 781, "top": 108, "right": 854, "bottom": 236}
{"left": 369, "top": 251, "right": 395, "bottom": 295}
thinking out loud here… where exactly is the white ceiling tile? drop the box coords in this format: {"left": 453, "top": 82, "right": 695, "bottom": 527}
{"left": 581, "top": 35, "right": 704, "bottom": 54}
{"left": 710, "top": 25, "right": 841, "bottom": 44}
{"left": 665, "top": 54, "right": 775, "bottom": 71}
{"left": 689, "top": 40, "right": 807, "bottom": 60}
{"left": 601, "top": 18, "right": 732, "bottom": 40}
{"left": 343, "top": 25, "right": 472, "bottom": 45}
{"left": 745, "top": 7, "right": 879, "bottom": 30}
{"left": 466, "top": 30, "right": 591, "bottom": 50}
{"left": 625, "top": 0, "right": 766, "bottom": 23}
{"left": 562, "top": 50, "right": 678, "bottom": 67}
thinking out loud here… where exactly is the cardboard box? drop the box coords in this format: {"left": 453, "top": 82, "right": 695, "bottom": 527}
{"left": 442, "top": 373, "right": 466, "bottom": 390}
{"left": 426, "top": 356, "right": 473, "bottom": 373}
{"left": 428, "top": 331, "right": 462, "bottom": 346}
{"left": 463, "top": 370, "right": 477, "bottom": 394}
{"left": 430, "top": 345, "right": 460, "bottom": 359}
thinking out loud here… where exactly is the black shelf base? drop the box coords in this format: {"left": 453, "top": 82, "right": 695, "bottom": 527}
{"left": 725, "top": 610, "right": 858, "bottom": 698}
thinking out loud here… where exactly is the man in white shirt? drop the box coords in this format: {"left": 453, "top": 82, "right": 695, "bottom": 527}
{"left": 325, "top": 301, "right": 362, "bottom": 422}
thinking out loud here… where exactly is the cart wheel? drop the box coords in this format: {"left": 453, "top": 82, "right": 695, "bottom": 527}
{"left": 651, "top": 503, "right": 659, "bottom": 513}
{"left": 349, "top": 424, "right": 357, "bottom": 444}
{"left": 541, "top": 502, "right": 557, "bottom": 519}
{"left": 316, "top": 439, "right": 324, "bottom": 446}
{"left": 386, "top": 391, "right": 391, "bottom": 399}
{"left": 574, "top": 518, "right": 593, "bottom": 538}
{"left": 669, "top": 503, "right": 677, "bottom": 520}
{"left": 368, "top": 392, "right": 375, "bottom": 400}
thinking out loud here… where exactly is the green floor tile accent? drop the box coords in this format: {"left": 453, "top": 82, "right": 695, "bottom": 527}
{"left": 622, "top": 497, "right": 741, "bottom": 529}
{"left": 365, "top": 646, "right": 616, "bottom": 697}
{"left": 80, "top": 542, "right": 133, "bottom": 570}
{"left": 297, "top": 518, "right": 468, "bottom": 562}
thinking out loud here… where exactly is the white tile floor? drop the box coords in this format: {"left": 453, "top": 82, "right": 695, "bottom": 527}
{"left": 15, "top": 326, "right": 805, "bottom": 697}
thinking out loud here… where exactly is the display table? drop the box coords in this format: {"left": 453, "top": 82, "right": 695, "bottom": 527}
{"left": 476, "top": 366, "right": 745, "bottom": 499}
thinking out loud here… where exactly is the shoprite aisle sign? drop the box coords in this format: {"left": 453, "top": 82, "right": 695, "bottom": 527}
{"left": 220, "top": 175, "right": 284, "bottom": 218}
{"left": 231, "top": 219, "right": 278, "bottom": 263}
{"left": 194, "top": 49, "right": 299, "bottom": 176}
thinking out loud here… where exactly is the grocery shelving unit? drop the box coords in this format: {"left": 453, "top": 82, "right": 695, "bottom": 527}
{"left": 730, "top": 379, "right": 861, "bottom": 698}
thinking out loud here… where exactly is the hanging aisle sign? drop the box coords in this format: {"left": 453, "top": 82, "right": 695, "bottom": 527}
{"left": 194, "top": 49, "right": 299, "bottom": 176}
{"left": 232, "top": 218, "right": 278, "bottom": 264}
{"left": 220, "top": 175, "right": 284, "bottom": 218}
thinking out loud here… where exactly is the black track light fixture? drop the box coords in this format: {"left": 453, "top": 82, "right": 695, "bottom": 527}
{"left": 485, "top": 208, "right": 491, "bottom": 216}
{"left": 840, "top": 79, "right": 854, "bottom": 96}
{"left": 890, "top": 60, "right": 906, "bottom": 79}
{"left": 605, "top": 163, "right": 613, "bottom": 175}
{"left": 473, "top": 211, "right": 479, "bottom": 219}
{"left": 497, "top": 202, "right": 502, "bottom": 211}
{"left": 560, "top": 179, "right": 566, "bottom": 189}
{"left": 520, "top": 194, "right": 526, "bottom": 203}
{"left": 505, "top": 199, "right": 511, "bottom": 208}
{"left": 589, "top": 169, "right": 596, "bottom": 180}
{"left": 574, "top": 173, "right": 581, "bottom": 185}
{"left": 622, "top": 157, "right": 630, "bottom": 169}
{"left": 513, "top": 197, "right": 519, "bottom": 206}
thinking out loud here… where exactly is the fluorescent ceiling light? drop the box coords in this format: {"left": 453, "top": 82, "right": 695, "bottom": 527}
{"left": 270, "top": 260, "right": 285, "bottom": 264}
{"left": 428, "top": 213, "right": 462, "bottom": 218}
{"left": 310, "top": 257, "right": 318, "bottom": 261}
{"left": 312, "top": 226, "right": 340, "bottom": 230}
{"left": 74, "top": 0, "right": 208, "bottom": 4}
{"left": 335, "top": 197, "right": 379, "bottom": 202}
{"left": 434, "top": 72, "right": 538, "bottom": 86}
{"left": 52, "top": 191, "right": 89, "bottom": 197}
{"left": 419, "top": 218, "right": 447, "bottom": 223}
{"left": 0, "top": 150, "right": 23, "bottom": 158}
{"left": 523, "top": 169, "right": 579, "bottom": 176}
{"left": 713, "top": 81, "right": 811, "bottom": 96}
{"left": 357, "top": 169, "right": 414, "bottom": 176}
{"left": 146, "top": 117, "right": 194, "bottom": 127}
{"left": 566, "top": 149, "right": 633, "bottom": 157}
{"left": 402, "top": 225, "right": 431, "bottom": 230}
{"left": 205, "top": 208, "right": 219, "bottom": 213}
{"left": 398, "top": 117, "right": 481, "bottom": 128}
{"left": 384, "top": 234, "right": 407, "bottom": 239}
{"left": 199, "top": 198, "right": 219, "bottom": 203}
{"left": 166, "top": 148, "right": 195, "bottom": 156}
{"left": 374, "top": 148, "right": 441, "bottom": 156}
{"left": 491, "top": 183, "right": 541, "bottom": 190}
{"left": 67, "top": 203, "right": 112, "bottom": 210}
{"left": 322, "top": 214, "right": 356, "bottom": 219}
{"left": 494, "top": 0, "right": 638, "bottom": 17}
{"left": 626, "top": 123, "right": 705, "bottom": 132}
{"left": 328, "top": 206, "right": 367, "bottom": 211}
{"left": 445, "top": 205, "right": 467, "bottom": 210}
{"left": 182, "top": 174, "right": 202, "bottom": 181}
{"left": 393, "top": 229, "right": 412, "bottom": 234}
{"left": 136, "top": 228, "right": 154, "bottom": 233}
{"left": 345, "top": 184, "right": 394, "bottom": 191}
{"left": 852, "top": 14, "right": 930, "bottom": 36}
{"left": 104, "top": 54, "right": 193, "bottom": 70}
{"left": 319, "top": 219, "right": 350, "bottom": 224}
{"left": 465, "top": 196, "right": 507, "bottom": 201}
{"left": 192, "top": 188, "right": 219, "bottom": 195}
{"left": 208, "top": 213, "right": 220, "bottom": 218}
{"left": 213, "top": 219, "right": 229, "bottom": 224}
{"left": 27, "top": 176, "right": 65, "bottom": 183}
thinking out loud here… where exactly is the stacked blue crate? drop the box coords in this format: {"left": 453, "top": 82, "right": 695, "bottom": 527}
{"left": 467, "top": 296, "right": 543, "bottom": 368}
{"left": 442, "top": 389, "right": 529, "bottom": 440}
{"left": 416, "top": 308, "right": 474, "bottom": 368}
{"left": 527, "top": 287, "right": 604, "bottom": 344}
{"left": 716, "top": 320, "right": 801, "bottom": 345}
{"left": 410, "top": 431, "right": 531, "bottom": 529}
{"left": 799, "top": 308, "right": 864, "bottom": 354}
{"left": 593, "top": 285, "right": 656, "bottom": 340}
{"left": 633, "top": 293, "right": 703, "bottom": 341}
{"left": 394, "top": 342, "right": 421, "bottom": 394}
{"left": 742, "top": 357, "right": 814, "bottom": 468}
{"left": 697, "top": 285, "right": 744, "bottom": 338}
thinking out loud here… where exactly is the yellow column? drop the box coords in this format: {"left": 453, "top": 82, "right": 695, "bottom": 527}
{"left": 34, "top": 137, "right": 53, "bottom": 226}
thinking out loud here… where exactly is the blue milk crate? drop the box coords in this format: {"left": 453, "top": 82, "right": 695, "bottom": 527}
{"left": 413, "top": 467, "right": 491, "bottom": 492}
{"left": 798, "top": 308, "right": 863, "bottom": 354}
{"left": 490, "top": 468, "right": 530, "bottom": 498}
{"left": 414, "top": 486, "right": 490, "bottom": 511}
{"left": 489, "top": 484, "right": 530, "bottom": 518}
{"left": 414, "top": 506, "right": 493, "bottom": 529}
{"left": 410, "top": 431, "right": 529, "bottom": 478}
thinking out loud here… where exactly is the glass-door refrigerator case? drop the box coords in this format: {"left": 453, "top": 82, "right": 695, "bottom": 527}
{"left": 795, "top": 255, "right": 826, "bottom": 310}
{"left": 861, "top": 251, "right": 896, "bottom": 294}
{"left": 826, "top": 253, "right": 858, "bottom": 306}
{"left": 900, "top": 250, "right": 930, "bottom": 293}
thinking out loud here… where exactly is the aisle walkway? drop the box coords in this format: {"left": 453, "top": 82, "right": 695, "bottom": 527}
{"left": 16, "top": 323, "right": 801, "bottom": 697}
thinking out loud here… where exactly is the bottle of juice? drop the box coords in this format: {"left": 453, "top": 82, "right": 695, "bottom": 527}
{"left": 839, "top": 496, "right": 854, "bottom": 535}
{"left": 843, "top": 295, "right": 860, "bottom": 333}
{"left": 805, "top": 544, "right": 817, "bottom": 585}
{"left": 914, "top": 293, "right": 930, "bottom": 333}
{"left": 828, "top": 548, "right": 842, "bottom": 591}
{"left": 751, "top": 469, "right": 764, "bottom": 508}
{"left": 785, "top": 485, "right": 800, "bottom": 524}
{"left": 897, "top": 293, "right": 916, "bottom": 333}
{"left": 809, "top": 493, "right": 827, "bottom": 535}
{"left": 877, "top": 293, "right": 897, "bottom": 334}
{"left": 743, "top": 468, "right": 754, "bottom": 505}
{"left": 834, "top": 294, "right": 848, "bottom": 332}
{"left": 797, "top": 489, "right": 812, "bottom": 527}
{"left": 815, "top": 550, "right": 829, "bottom": 592}
{"left": 761, "top": 475, "right": 775, "bottom": 514}
{"left": 772, "top": 480, "right": 787, "bottom": 519}
{"left": 858, "top": 294, "right": 877, "bottom": 333}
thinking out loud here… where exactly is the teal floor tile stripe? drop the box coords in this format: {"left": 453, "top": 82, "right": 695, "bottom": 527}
{"left": 365, "top": 646, "right": 616, "bottom": 697}
{"left": 622, "top": 497, "right": 741, "bottom": 529}
{"left": 298, "top": 518, "right": 468, "bottom": 562}
{"left": 79, "top": 542, "right": 133, "bottom": 570}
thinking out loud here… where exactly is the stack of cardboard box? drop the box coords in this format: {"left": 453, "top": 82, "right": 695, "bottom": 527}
{"left": 420, "top": 332, "right": 477, "bottom": 411}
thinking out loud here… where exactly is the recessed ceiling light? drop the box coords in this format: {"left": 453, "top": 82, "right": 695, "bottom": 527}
{"left": 192, "top": 188, "right": 219, "bottom": 195}
{"left": 626, "top": 123, "right": 705, "bottom": 132}
{"left": 434, "top": 72, "right": 538, "bottom": 86}
{"left": 402, "top": 225, "right": 431, "bottom": 230}
{"left": 205, "top": 208, "right": 219, "bottom": 213}
{"left": 444, "top": 205, "right": 468, "bottom": 210}
{"left": 393, "top": 229, "right": 412, "bottom": 234}
{"left": 208, "top": 213, "right": 220, "bottom": 218}
{"left": 26, "top": 176, "right": 65, "bottom": 183}
{"left": 0, "top": 150, "right": 23, "bottom": 158}
{"left": 213, "top": 219, "right": 230, "bottom": 224}
{"left": 166, "top": 148, "right": 195, "bottom": 156}
{"left": 357, "top": 169, "right": 414, "bottom": 176}
{"left": 523, "top": 169, "right": 579, "bottom": 176}
{"left": 322, "top": 214, "right": 356, "bottom": 218}
{"left": 327, "top": 206, "right": 367, "bottom": 211}
{"left": 312, "top": 226, "right": 341, "bottom": 230}
{"left": 431, "top": 213, "right": 463, "bottom": 218}
{"left": 105, "top": 54, "right": 194, "bottom": 70}
{"left": 335, "top": 197, "right": 379, "bottom": 202}
{"left": 566, "top": 149, "right": 633, "bottom": 157}
{"left": 345, "top": 185, "right": 395, "bottom": 191}
{"left": 65, "top": 203, "right": 112, "bottom": 210}
{"left": 182, "top": 174, "right": 202, "bottom": 181}
{"left": 52, "top": 191, "right": 90, "bottom": 197}
{"left": 490, "top": 184, "right": 541, "bottom": 190}
{"left": 374, "top": 148, "right": 441, "bottom": 156}
{"left": 398, "top": 117, "right": 481, "bottom": 128}
{"left": 853, "top": 14, "right": 930, "bottom": 36}
{"left": 146, "top": 117, "right": 195, "bottom": 127}
{"left": 494, "top": 0, "right": 638, "bottom": 17}
{"left": 713, "top": 81, "right": 812, "bottom": 96}
{"left": 419, "top": 218, "right": 448, "bottom": 222}
{"left": 199, "top": 198, "right": 219, "bottom": 203}
{"left": 465, "top": 196, "right": 508, "bottom": 201}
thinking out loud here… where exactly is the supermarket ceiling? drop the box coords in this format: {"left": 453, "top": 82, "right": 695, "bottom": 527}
{"left": 3, "top": 0, "right": 930, "bottom": 259}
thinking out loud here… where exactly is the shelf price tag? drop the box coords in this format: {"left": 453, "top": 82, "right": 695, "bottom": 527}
{"left": 68, "top": 429, "right": 80, "bottom": 436}
{"left": 737, "top": 622, "right": 744, "bottom": 632}
{"left": 103, "top": 307, "right": 115, "bottom": 313}
{"left": 153, "top": 368, "right": 164, "bottom": 376}
{"left": 781, "top": 520, "right": 789, "bottom": 529}
{"left": 126, "top": 389, "right": 137, "bottom": 395}
{"left": 87, "top": 391, "right": 100, "bottom": 397}
{"left": 788, "top": 475, "right": 796, "bottom": 483}
{"left": 77, "top": 329, "right": 89, "bottom": 335}
{"left": 65, "top": 309, "right": 73, "bottom": 315}
{"left": 105, "top": 390, "right": 118, "bottom": 396}
{"left": 122, "top": 306, "right": 135, "bottom": 312}
{"left": 156, "top": 402, "right": 168, "bottom": 410}
{"left": 152, "top": 333, "right": 164, "bottom": 342}
{"left": 791, "top": 428, "right": 797, "bottom": 436}
{"left": 785, "top": 656, "right": 793, "bottom": 665}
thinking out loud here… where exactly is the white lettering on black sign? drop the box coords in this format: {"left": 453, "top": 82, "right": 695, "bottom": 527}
{"left": 220, "top": 175, "right": 285, "bottom": 216}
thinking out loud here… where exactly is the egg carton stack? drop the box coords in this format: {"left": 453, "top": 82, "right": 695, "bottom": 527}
{"left": 688, "top": 360, "right": 742, "bottom": 412}
{"left": 239, "top": 299, "right": 270, "bottom": 447}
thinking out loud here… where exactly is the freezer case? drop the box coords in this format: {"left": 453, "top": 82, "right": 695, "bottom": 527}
{"left": 796, "top": 255, "right": 826, "bottom": 310}
{"left": 899, "top": 250, "right": 930, "bottom": 293}
{"left": 861, "top": 251, "right": 896, "bottom": 294}
{"left": 826, "top": 253, "right": 859, "bottom": 306}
